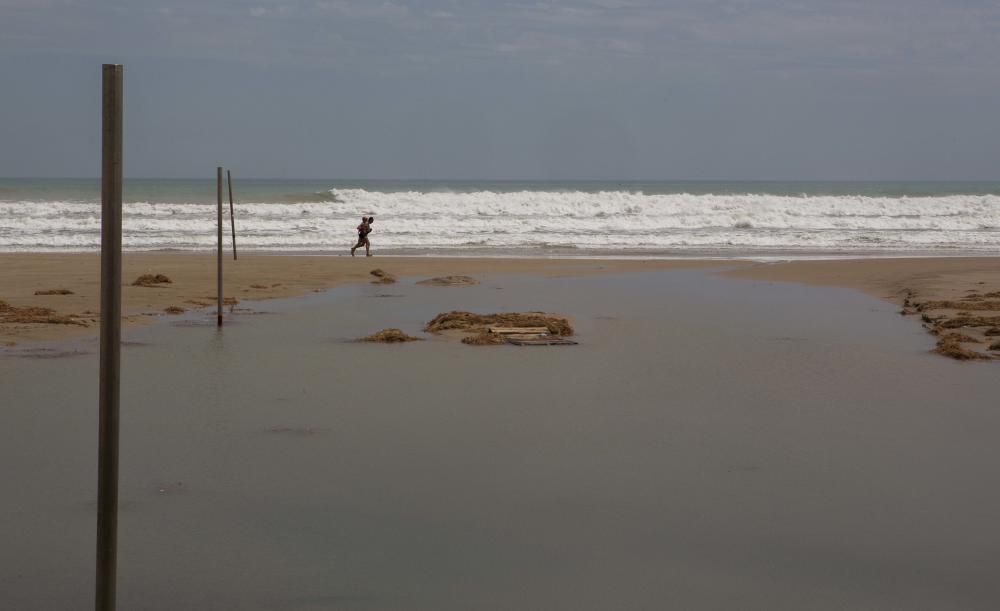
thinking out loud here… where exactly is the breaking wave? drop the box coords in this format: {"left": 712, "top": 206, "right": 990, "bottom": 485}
{"left": 2, "top": 189, "right": 999, "bottom": 254}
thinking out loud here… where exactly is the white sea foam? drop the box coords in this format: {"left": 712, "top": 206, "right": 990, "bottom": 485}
{"left": 1, "top": 190, "right": 999, "bottom": 254}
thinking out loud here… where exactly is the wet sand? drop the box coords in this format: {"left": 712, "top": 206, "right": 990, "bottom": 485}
{"left": 724, "top": 256, "right": 1000, "bottom": 302}
{"left": 0, "top": 253, "right": 725, "bottom": 344}
{"left": 727, "top": 257, "right": 1000, "bottom": 359}
{"left": 4, "top": 253, "right": 1000, "bottom": 358}
{"left": 2, "top": 269, "right": 999, "bottom": 609}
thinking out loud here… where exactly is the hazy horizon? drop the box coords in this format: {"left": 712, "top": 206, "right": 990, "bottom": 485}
{"left": 5, "top": 176, "right": 1000, "bottom": 184}
{"left": 3, "top": 1, "right": 1000, "bottom": 181}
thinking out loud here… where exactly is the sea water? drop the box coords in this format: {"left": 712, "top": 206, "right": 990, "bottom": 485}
{"left": 2, "top": 270, "right": 999, "bottom": 609}
{"left": 1, "top": 178, "right": 999, "bottom": 255}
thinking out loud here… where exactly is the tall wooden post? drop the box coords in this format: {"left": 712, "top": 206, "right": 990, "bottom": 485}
{"left": 227, "top": 170, "right": 237, "bottom": 260}
{"left": 96, "top": 63, "right": 123, "bottom": 611}
{"left": 217, "top": 167, "right": 223, "bottom": 327}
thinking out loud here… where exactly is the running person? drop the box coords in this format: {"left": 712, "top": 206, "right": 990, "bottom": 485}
{"left": 351, "top": 216, "right": 374, "bottom": 257}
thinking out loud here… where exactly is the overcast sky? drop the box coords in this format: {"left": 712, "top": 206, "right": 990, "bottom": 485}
{"left": 2, "top": 0, "right": 1000, "bottom": 180}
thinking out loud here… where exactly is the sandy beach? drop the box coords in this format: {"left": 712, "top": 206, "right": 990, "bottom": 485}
{"left": 728, "top": 257, "right": 1000, "bottom": 359}
{"left": 0, "top": 253, "right": 727, "bottom": 344}
{"left": 8, "top": 0, "right": 1000, "bottom": 605}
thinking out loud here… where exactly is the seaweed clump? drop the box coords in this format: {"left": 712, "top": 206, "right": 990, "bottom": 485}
{"left": 424, "top": 311, "right": 573, "bottom": 336}
{"left": 164, "top": 306, "right": 185, "bottom": 315}
{"left": 934, "top": 333, "right": 992, "bottom": 361}
{"left": 358, "top": 328, "right": 423, "bottom": 343}
{"left": 918, "top": 300, "right": 1000, "bottom": 312}
{"left": 34, "top": 289, "right": 74, "bottom": 295}
{"left": 199, "top": 296, "right": 240, "bottom": 305}
{"left": 0, "top": 300, "right": 88, "bottom": 326}
{"left": 461, "top": 332, "right": 508, "bottom": 345}
{"left": 132, "top": 274, "right": 172, "bottom": 287}
{"left": 370, "top": 269, "right": 397, "bottom": 284}
{"left": 934, "top": 316, "right": 1000, "bottom": 330}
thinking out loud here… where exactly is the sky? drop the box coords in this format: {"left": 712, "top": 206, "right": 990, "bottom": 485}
{"left": 2, "top": 0, "right": 1000, "bottom": 180}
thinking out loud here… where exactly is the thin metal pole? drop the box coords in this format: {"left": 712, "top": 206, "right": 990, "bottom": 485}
{"left": 227, "top": 170, "right": 237, "bottom": 260}
{"left": 96, "top": 63, "right": 123, "bottom": 611}
{"left": 217, "top": 166, "right": 223, "bottom": 327}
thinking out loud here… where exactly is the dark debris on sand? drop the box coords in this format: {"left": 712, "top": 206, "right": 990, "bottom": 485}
{"left": 934, "top": 333, "right": 993, "bottom": 361}
{"left": 461, "top": 332, "right": 508, "bottom": 345}
{"left": 34, "top": 289, "right": 74, "bottom": 295}
{"left": 417, "top": 275, "right": 479, "bottom": 287}
{"left": 370, "top": 269, "right": 397, "bottom": 284}
{"left": 424, "top": 311, "right": 573, "bottom": 336}
{"left": 132, "top": 273, "right": 173, "bottom": 287}
{"left": 358, "top": 328, "right": 423, "bottom": 343}
{"left": 0, "top": 300, "right": 89, "bottom": 326}
{"left": 902, "top": 288, "right": 1000, "bottom": 361}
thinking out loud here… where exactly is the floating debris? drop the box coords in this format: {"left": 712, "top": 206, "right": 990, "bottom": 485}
{"left": 163, "top": 306, "right": 185, "bottom": 315}
{"left": 156, "top": 481, "right": 185, "bottom": 495}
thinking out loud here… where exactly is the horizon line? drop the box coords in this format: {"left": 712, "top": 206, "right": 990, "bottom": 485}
{"left": 2, "top": 176, "right": 999, "bottom": 183}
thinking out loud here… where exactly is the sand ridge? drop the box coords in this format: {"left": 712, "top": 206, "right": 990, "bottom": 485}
{"left": 726, "top": 257, "right": 1000, "bottom": 360}
{"left": 4, "top": 253, "right": 1000, "bottom": 359}
{"left": 0, "top": 253, "right": 715, "bottom": 344}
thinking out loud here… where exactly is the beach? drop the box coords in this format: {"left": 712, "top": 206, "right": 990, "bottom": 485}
{"left": 3, "top": 253, "right": 1000, "bottom": 357}
{"left": 0, "top": 253, "right": 727, "bottom": 344}
{"left": 3, "top": 259, "right": 1000, "bottom": 609}
{"left": 4, "top": 170, "right": 1000, "bottom": 610}
{"left": 7, "top": 0, "right": 1000, "bottom": 605}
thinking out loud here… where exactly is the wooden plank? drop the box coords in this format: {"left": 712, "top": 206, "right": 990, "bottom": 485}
{"left": 488, "top": 326, "right": 549, "bottom": 334}
{"left": 506, "top": 336, "right": 578, "bottom": 346}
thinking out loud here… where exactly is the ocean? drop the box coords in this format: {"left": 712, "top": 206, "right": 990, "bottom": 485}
{"left": 2, "top": 178, "right": 999, "bottom": 257}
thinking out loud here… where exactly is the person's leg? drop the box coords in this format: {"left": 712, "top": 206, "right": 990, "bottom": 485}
{"left": 364, "top": 237, "right": 371, "bottom": 256}
{"left": 351, "top": 236, "right": 363, "bottom": 256}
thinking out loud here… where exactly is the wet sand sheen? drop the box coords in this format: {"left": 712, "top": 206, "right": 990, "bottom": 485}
{"left": 2, "top": 269, "right": 999, "bottom": 610}
{"left": 0, "top": 253, "right": 725, "bottom": 344}
{"left": 3, "top": 254, "right": 999, "bottom": 360}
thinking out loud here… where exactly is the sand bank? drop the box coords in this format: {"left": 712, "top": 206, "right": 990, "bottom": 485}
{"left": 0, "top": 253, "right": 724, "bottom": 344}
{"left": 4, "top": 253, "right": 1000, "bottom": 358}
{"left": 726, "top": 257, "right": 1000, "bottom": 359}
